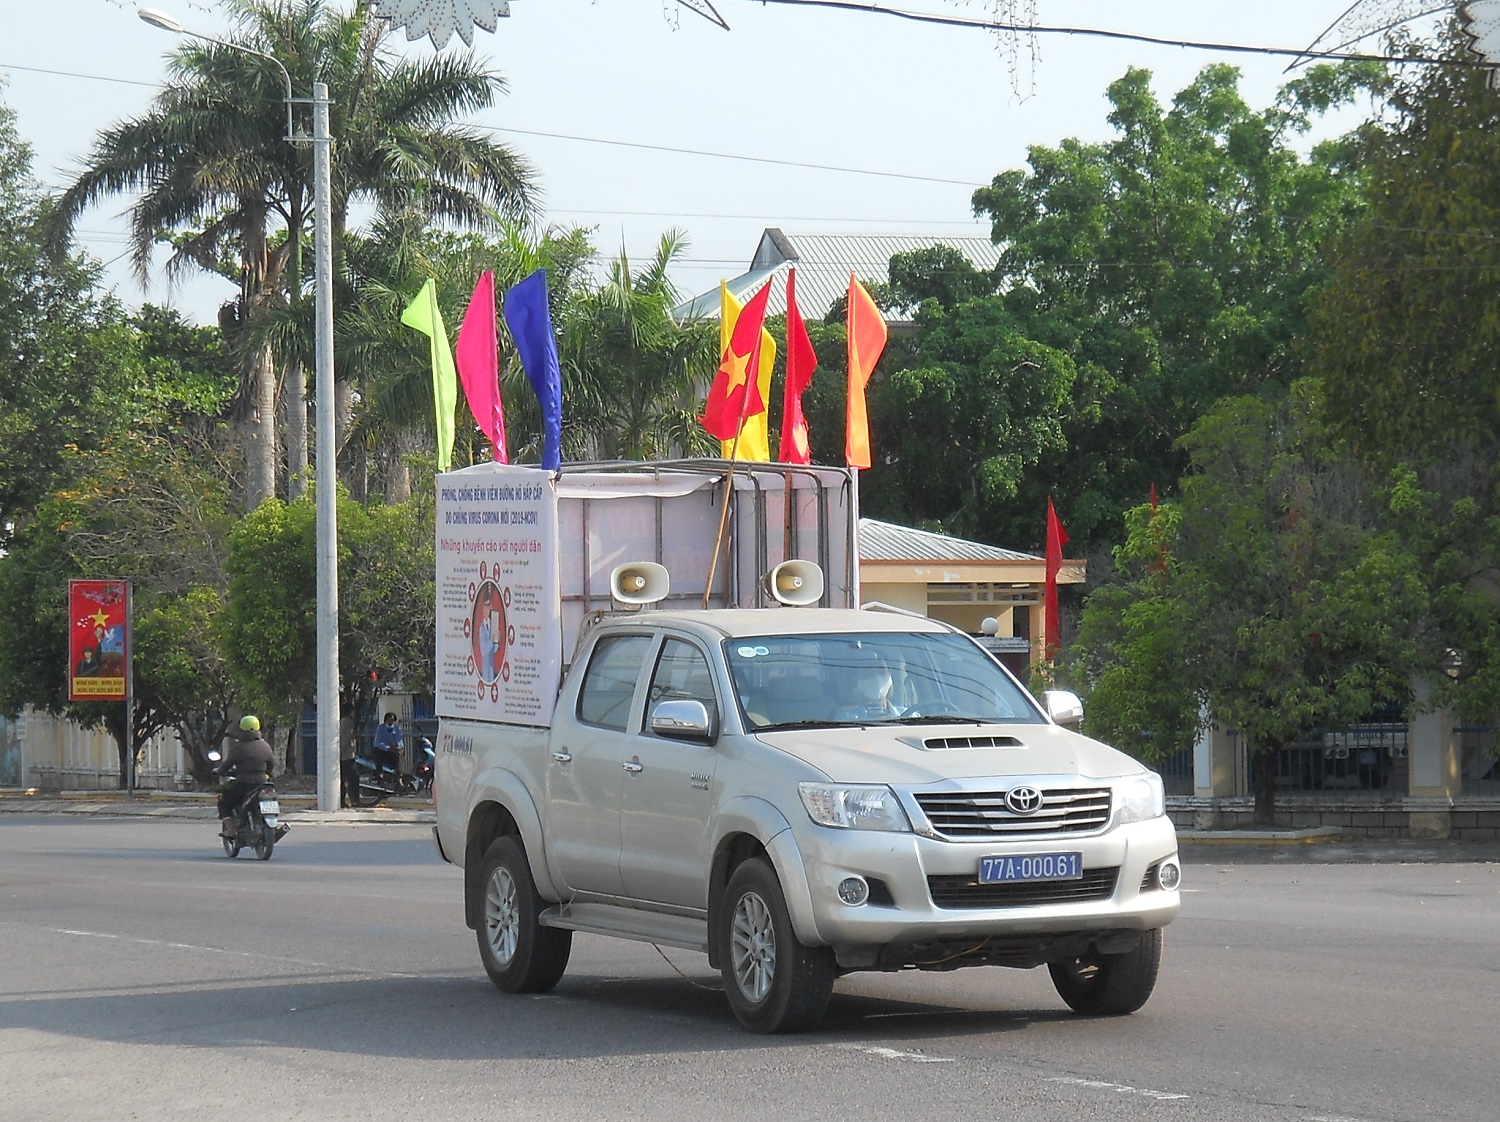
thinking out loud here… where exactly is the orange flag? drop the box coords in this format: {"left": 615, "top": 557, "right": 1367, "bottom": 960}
{"left": 779, "top": 268, "right": 817, "bottom": 464}
{"left": 845, "top": 273, "right": 887, "bottom": 469}
{"left": 703, "top": 280, "right": 773, "bottom": 441}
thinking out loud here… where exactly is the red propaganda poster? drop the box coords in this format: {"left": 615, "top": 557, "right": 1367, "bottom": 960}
{"left": 68, "top": 579, "right": 130, "bottom": 702}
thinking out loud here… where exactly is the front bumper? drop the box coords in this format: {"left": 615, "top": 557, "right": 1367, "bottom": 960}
{"left": 779, "top": 815, "right": 1180, "bottom": 967}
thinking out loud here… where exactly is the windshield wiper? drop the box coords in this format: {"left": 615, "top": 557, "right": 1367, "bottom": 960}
{"left": 752, "top": 719, "right": 851, "bottom": 731}
{"left": 892, "top": 714, "right": 986, "bottom": 725}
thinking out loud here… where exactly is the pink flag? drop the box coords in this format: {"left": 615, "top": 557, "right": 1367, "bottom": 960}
{"left": 455, "top": 270, "right": 507, "bottom": 463}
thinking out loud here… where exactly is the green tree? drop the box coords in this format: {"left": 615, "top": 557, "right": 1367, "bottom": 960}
{"left": 0, "top": 429, "right": 240, "bottom": 786}
{"left": 557, "top": 233, "right": 718, "bottom": 460}
{"left": 965, "top": 61, "right": 1375, "bottom": 550}
{"left": 222, "top": 490, "right": 436, "bottom": 758}
{"left": 48, "top": 0, "right": 536, "bottom": 508}
{"left": 0, "top": 93, "right": 143, "bottom": 546}
{"left": 1069, "top": 383, "right": 1425, "bottom": 822}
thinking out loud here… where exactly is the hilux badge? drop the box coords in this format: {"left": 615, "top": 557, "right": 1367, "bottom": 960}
{"left": 1005, "top": 785, "right": 1043, "bottom": 815}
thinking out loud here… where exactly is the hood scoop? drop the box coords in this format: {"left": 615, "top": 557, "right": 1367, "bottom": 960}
{"left": 922, "top": 734, "right": 1024, "bottom": 750}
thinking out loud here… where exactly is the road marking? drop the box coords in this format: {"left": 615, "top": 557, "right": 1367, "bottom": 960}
{"left": 3, "top": 920, "right": 422, "bottom": 978}
{"left": 832, "top": 1043, "right": 956, "bottom": 1063}
{"left": 1047, "top": 1076, "right": 1189, "bottom": 1101}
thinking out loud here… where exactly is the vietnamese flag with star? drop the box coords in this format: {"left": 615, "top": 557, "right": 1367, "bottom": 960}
{"left": 702, "top": 279, "right": 773, "bottom": 441}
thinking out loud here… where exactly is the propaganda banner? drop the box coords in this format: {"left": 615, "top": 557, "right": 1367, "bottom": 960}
{"left": 68, "top": 579, "right": 130, "bottom": 702}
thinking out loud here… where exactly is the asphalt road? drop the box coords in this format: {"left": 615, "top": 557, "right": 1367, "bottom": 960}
{"left": 2, "top": 815, "right": 1496, "bottom": 1122}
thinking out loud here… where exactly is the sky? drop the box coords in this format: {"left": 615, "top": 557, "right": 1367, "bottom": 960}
{"left": 0, "top": 0, "right": 1446, "bottom": 325}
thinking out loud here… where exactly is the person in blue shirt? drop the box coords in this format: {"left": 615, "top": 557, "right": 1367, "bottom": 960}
{"left": 372, "top": 711, "right": 404, "bottom": 783}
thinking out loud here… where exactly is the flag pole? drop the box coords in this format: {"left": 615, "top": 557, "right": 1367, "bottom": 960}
{"left": 702, "top": 367, "right": 757, "bottom": 609}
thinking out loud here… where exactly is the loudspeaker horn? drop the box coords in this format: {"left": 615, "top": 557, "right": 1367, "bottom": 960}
{"left": 765, "top": 559, "right": 824, "bottom": 606}
{"left": 610, "top": 561, "right": 670, "bottom": 607}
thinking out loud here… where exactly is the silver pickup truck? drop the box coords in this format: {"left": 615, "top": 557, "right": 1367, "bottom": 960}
{"left": 434, "top": 605, "right": 1180, "bottom": 1033}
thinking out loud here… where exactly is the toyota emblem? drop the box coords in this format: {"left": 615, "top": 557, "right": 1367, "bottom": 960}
{"left": 1005, "top": 785, "right": 1043, "bottom": 815}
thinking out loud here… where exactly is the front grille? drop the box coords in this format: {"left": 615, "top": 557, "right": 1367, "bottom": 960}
{"left": 928, "top": 867, "right": 1119, "bottom": 908}
{"left": 913, "top": 786, "right": 1112, "bottom": 839}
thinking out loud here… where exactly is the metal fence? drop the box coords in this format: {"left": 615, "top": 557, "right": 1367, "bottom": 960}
{"left": 1460, "top": 726, "right": 1500, "bottom": 797}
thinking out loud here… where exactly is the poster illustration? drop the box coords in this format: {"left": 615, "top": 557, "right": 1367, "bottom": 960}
{"left": 68, "top": 579, "right": 130, "bottom": 701}
{"left": 435, "top": 464, "right": 561, "bottom": 725}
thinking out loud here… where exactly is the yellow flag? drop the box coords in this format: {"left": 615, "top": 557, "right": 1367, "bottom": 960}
{"left": 718, "top": 281, "right": 776, "bottom": 461}
{"left": 401, "top": 278, "right": 458, "bottom": 472}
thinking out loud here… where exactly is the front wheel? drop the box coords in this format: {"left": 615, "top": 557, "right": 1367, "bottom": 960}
{"left": 222, "top": 834, "right": 240, "bottom": 859}
{"left": 1048, "top": 928, "right": 1163, "bottom": 1015}
{"left": 716, "top": 857, "right": 835, "bottom": 1033}
{"left": 476, "top": 836, "right": 571, "bottom": 993}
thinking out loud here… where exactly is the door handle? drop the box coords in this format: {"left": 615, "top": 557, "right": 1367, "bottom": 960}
{"left": 551, "top": 750, "right": 572, "bottom": 764}
{"left": 623, "top": 757, "right": 643, "bottom": 774}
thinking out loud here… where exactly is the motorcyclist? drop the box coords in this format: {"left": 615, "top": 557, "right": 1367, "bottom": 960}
{"left": 217, "top": 715, "right": 275, "bottom": 838}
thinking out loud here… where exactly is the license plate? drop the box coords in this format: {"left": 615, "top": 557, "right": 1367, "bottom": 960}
{"left": 979, "top": 852, "right": 1083, "bottom": 883}
{"left": 259, "top": 800, "right": 280, "bottom": 817}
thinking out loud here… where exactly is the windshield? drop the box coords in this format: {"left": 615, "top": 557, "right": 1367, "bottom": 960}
{"left": 723, "top": 631, "right": 1046, "bottom": 730}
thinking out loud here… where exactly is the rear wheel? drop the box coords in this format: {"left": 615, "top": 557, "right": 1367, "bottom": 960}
{"left": 716, "top": 857, "right": 835, "bottom": 1033}
{"left": 252, "top": 825, "right": 275, "bottom": 861}
{"left": 1048, "top": 928, "right": 1163, "bottom": 1015}
{"left": 477, "top": 836, "right": 571, "bottom": 993}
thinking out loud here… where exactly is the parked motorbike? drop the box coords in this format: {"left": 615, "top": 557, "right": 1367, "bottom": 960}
{"left": 354, "top": 748, "right": 416, "bottom": 803}
{"left": 408, "top": 738, "right": 435, "bottom": 793}
{"left": 207, "top": 749, "right": 290, "bottom": 860}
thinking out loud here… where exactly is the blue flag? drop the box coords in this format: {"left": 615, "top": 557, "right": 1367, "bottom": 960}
{"left": 502, "top": 268, "right": 563, "bottom": 471}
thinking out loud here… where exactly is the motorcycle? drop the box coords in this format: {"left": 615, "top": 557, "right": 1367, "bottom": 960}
{"left": 408, "top": 738, "right": 435, "bottom": 793}
{"left": 207, "top": 749, "right": 290, "bottom": 860}
{"left": 354, "top": 747, "right": 416, "bottom": 803}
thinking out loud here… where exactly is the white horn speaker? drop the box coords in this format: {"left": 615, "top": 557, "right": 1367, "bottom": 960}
{"left": 765, "top": 560, "right": 824, "bottom": 606}
{"left": 610, "top": 561, "right": 670, "bottom": 606}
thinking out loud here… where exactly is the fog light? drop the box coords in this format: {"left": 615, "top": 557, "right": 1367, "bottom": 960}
{"left": 837, "top": 876, "right": 869, "bottom": 905}
{"left": 1158, "top": 861, "right": 1181, "bottom": 891}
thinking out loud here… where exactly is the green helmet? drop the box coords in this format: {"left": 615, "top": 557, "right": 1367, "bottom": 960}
{"left": 239, "top": 715, "right": 261, "bottom": 732}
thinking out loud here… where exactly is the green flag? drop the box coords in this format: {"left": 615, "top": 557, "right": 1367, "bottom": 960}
{"left": 401, "top": 277, "right": 457, "bottom": 472}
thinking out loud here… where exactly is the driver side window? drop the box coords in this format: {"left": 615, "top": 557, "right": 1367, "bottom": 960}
{"left": 647, "top": 639, "right": 717, "bottom": 731}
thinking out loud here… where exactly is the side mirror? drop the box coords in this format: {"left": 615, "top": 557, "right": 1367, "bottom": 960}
{"left": 650, "top": 699, "right": 713, "bottom": 742}
{"left": 1044, "top": 690, "right": 1084, "bottom": 727}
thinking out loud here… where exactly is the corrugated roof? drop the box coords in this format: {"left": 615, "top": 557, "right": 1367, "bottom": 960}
{"left": 674, "top": 229, "right": 1002, "bottom": 325}
{"left": 858, "top": 518, "right": 1039, "bottom": 564}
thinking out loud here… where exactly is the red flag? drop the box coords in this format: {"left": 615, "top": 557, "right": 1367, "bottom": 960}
{"left": 455, "top": 270, "right": 507, "bottom": 462}
{"left": 1045, "top": 497, "right": 1069, "bottom": 659}
{"left": 779, "top": 268, "right": 817, "bottom": 464}
{"left": 703, "top": 280, "right": 772, "bottom": 441}
{"left": 845, "top": 273, "right": 887, "bottom": 469}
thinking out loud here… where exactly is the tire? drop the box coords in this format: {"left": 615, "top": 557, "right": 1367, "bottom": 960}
{"left": 253, "top": 825, "right": 275, "bottom": 861}
{"left": 222, "top": 834, "right": 239, "bottom": 859}
{"left": 1048, "top": 928, "right": 1163, "bottom": 1015}
{"left": 476, "top": 836, "right": 571, "bottom": 993}
{"left": 716, "top": 857, "right": 835, "bottom": 1034}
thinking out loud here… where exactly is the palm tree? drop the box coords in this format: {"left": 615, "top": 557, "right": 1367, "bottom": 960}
{"left": 558, "top": 231, "right": 719, "bottom": 461}
{"left": 47, "top": 0, "right": 535, "bottom": 509}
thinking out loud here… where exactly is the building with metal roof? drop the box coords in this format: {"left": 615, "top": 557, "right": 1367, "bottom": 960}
{"left": 857, "top": 518, "right": 1084, "bottom": 675}
{"left": 673, "top": 228, "right": 1002, "bottom": 326}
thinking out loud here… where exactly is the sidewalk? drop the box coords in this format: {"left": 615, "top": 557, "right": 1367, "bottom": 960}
{"left": 4, "top": 789, "right": 1500, "bottom": 861}
{"left": 0, "top": 787, "right": 434, "bottom": 825}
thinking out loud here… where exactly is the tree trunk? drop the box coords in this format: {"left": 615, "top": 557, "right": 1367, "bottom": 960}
{"left": 1252, "top": 747, "right": 1279, "bottom": 825}
{"left": 244, "top": 343, "right": 278, "bottom": 510}
{"left": 385, "top": 431, "right": 412, "bottom": 503}
{"left": 285, "top": 361, "right": 308, "bottom": 499}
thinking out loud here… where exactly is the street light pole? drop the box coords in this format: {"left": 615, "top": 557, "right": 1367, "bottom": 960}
{"left": 312, "top": 80, "right": 339, "bottom": 814}
{"left": 139, "top": 9, "right": 340, "bottom": 810}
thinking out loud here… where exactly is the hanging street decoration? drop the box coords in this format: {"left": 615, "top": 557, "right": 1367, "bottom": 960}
{"left": 368, "top": 0, "right": 512, "bottom": 49}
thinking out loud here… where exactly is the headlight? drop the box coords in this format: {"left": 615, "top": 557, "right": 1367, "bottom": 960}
{"left": 798, "top": 783, "right": 912, "bottom": 832}
{"left": 1116, "top": 772, "right": 1165, "bottom": 825}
